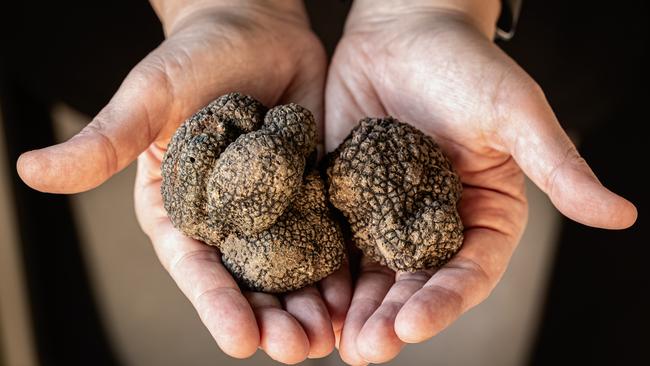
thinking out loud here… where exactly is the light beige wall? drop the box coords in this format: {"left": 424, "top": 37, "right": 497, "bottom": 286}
{"left": 0, "top": 110, "right": 38, "bottom": 366}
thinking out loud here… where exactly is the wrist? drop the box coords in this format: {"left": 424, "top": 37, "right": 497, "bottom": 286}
{"left": 347, "top": 0, "right": 501, "bottom": 39}
{"left": 149, "top": 0, "right": 308, "bottom": 35}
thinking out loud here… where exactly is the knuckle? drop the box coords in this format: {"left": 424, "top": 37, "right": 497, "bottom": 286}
{"left": 546, "top": 144, "right": 581, "bottom": 199}
{"left": 168, "top": 247, "right": 218, "bottom": 275}
{"left": 77, "top": 117, "right": 119, "bottom": 178}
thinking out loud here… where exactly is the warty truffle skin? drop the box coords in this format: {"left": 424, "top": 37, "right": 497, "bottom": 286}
{"left": 161, "top": 92, "right": 345, "bottom": 292}
{"left": 327, "top": 117, "right": 464, "bottom": 272}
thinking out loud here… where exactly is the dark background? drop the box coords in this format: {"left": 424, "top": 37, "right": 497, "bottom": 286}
{"left": 1, "top": 1, "right": 647, "bottom": 365}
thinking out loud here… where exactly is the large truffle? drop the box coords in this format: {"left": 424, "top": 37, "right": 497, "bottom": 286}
{"left": 161, "top": 93, "right": 345, "bottom": 292}
{"left": 327, "top": 117, "right": 463, "bottom": 272}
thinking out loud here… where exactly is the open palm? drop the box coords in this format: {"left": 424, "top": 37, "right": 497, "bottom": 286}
{"left": 325, "top": 9, "right": 637, "bottom": 365}
{"left": 17, "top": 3, "right": 349, "bottom": 364}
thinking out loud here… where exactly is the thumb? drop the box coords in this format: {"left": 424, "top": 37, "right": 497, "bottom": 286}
{"left": 501, "top": 82, "right": 637, "bottom": 229}
{"left": 17, "top": 54, "right": 173, "bottom": 194}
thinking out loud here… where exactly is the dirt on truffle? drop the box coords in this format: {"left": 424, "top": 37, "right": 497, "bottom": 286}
{"left": 161, "top": 93, "right": 345, "bottom": 292}
{"left": 327, "top": 117, "right": 464, "bottom": 272}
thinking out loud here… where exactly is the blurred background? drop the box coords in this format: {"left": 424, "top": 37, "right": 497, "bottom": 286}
{"left": 0, "top": 1, "right": 647, "bottom": 365}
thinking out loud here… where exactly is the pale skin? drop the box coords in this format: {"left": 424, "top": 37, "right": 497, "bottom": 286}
{"left": 16, "top": 0, "right": 637, "bottom": 365}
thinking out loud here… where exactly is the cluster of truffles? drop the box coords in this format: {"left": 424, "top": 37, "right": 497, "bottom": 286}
{"left": 161, "top": 93, "right": 344, "bottom": 292}
{"left": 327, "top": 117, "right": 464, "bottom": 272}
{"left": 161, "top": 93, "right": 464, "bottom": 293}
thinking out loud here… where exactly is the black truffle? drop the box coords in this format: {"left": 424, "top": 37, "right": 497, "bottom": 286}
{"left": 327, "top": 117, "right": 463, "bottom": 272}
{"left": 161, "top": 93, "right": 345, "bottom": 292}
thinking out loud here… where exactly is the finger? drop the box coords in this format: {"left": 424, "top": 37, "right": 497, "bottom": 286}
{"left": 246, "top": 292, "right": 310, "bottom": 364}
{"left": 318, "top": 261, "right": 352, "bottom": 348}
{"left": 283, "top": 286, "right": 335, "bottom": 358}
{"left": 135, "top": 149, "right": 259, "bottom": 358}
{"left": 395, "top": 228, "right": 514, "bottom": 343}
{"left": 17, "top": 49, "right": 178, "bottom": 194}
{"left": 339, "top": 258, "right": 394, "bottom": 366}
{"left": 356, "top": 270, "right": 433, "bottom": 364}
{"left": 500, "top": 80, "right": 637, "bottom": 229}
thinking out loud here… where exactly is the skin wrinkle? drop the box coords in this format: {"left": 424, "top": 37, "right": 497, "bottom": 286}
{"left": 359, "top": 267, "right": 395, "bottom": 283}
{"left": 396, "top": 270, "right": 435, "bottom": 282}
{"left": 168, "top": 247, "right": 220, "bottom": 275}
{"left": 350, "top": 297, "right": 386, "bottom": 317}
{"left": 460, "top": 154, "right": 522, "bottom": 186}
{"left": 196, "top": 290, "right": 259, "bottom": 353}
{"left": 165, "top": 12, "right": 298, "bottom": 115}
{"left": 424, "top": 132, "right": 501, "bottom": 166}
{"left": 483, "top": 61, "right": 517, "bottom": 145}
{"left": 283, "top": 290, "right": 335, "bottom": 358}
{"left": 460, "top": 189, "right": 524, "bottom": 236}
{"left": 157, "top": 47, "right": 193, "bottom": 126}
{"left": 444, "top": 255, "right": 492, "bottom": 290}
{"left": 122, "top": 55, "right": 177, "bottom": 146}
{"left": 255, "top": 312, "right": 310, "bottom": 364}
{"left": 140, "top": 103, "right": 156, "bottom": 152}
{"left": 194, "top": 286, "right": 243, "bottom": 310}
{"left": 336, "top": 65, "right": 373, "bottom": 122}
{"left": 409, "top": 283, "right": 464, "bottom": 320}
{"left": 516, "top": 124, "right": 547, "bottom": 177}
{"left": 461, "top": 223, "right": 506, "bottom": 237}
{"left": 78, "top": 122, "right": 120, "bottom": 180}
{"left": 161, "top": 1, "right": 308, "bottom": 37}
{"left": 378, "top": 44, "right": 471, "bottom": 142}
{"left": 355, "top": 46, "right": 389, "bottom": 119}
{"left": 376, "top": 300, "right": 410, "bottom": 316}
{"left": 546, "top": 144, "right": 580, "bottom": 203}
{"left": 483, "top": 62, "right": 526, "bottom": 142}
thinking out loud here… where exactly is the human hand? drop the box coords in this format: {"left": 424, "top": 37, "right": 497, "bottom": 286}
{"left": 17, "top": 0, "right": 351, "bottom": 363}
{"left": 325, "top": 0, "right": 637, "bottom": 364}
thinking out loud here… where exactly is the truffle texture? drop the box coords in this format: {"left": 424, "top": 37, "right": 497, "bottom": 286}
{"left": 161, "top": 93, "right": 345, "bottom": 292}
{"left": 327, "top": 117, "right": 463, "bottom": 272}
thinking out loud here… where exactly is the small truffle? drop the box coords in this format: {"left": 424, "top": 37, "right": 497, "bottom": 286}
{"left": 161, "top": 93, "right": 345, "bottom": 292}
{"left": 327, "top": 117, "right": 463, "bottom": 272}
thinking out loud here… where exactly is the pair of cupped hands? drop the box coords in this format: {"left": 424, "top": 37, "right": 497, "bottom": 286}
{"left": 17, "top": 0, "right": 637, "bottom": 364}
